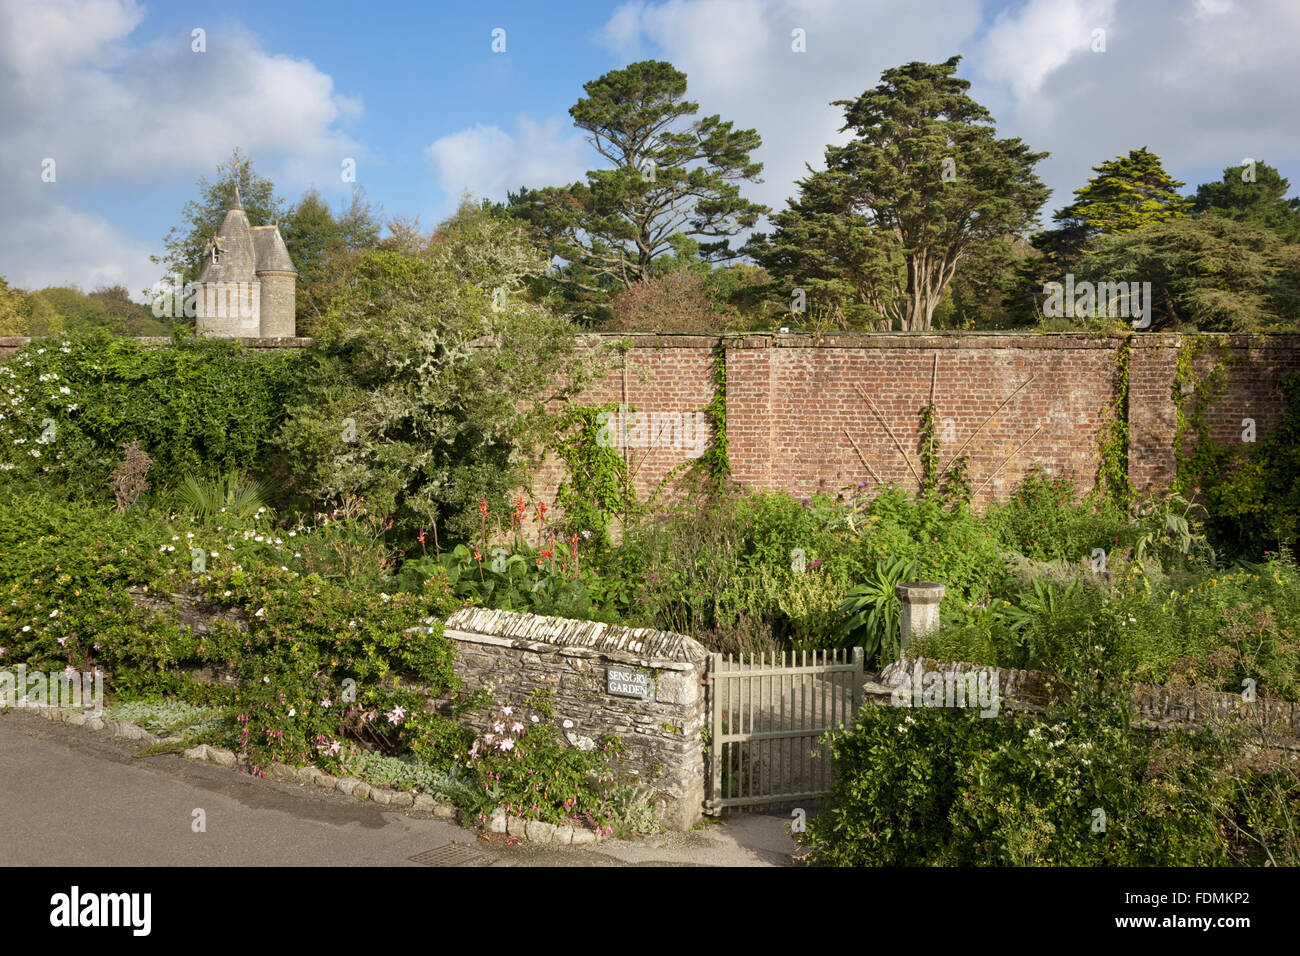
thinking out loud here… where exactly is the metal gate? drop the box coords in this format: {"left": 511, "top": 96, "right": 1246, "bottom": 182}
{"left": 705, "top": 648, "right": 864, "bottom": 813}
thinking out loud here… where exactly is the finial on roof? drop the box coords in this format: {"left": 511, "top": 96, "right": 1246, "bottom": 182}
{"left": 230, "top": 181, "right": 244, "bottom": 211}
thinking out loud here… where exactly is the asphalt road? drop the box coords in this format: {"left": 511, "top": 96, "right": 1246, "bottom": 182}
{"left": 0, "top": 710, "right": 796, "bottom": 867}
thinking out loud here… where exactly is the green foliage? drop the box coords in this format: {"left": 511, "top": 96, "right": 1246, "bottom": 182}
{"left": 1060, "top": 147, "right": 1191, "bottom": 235}
{"left": 457, "top": 693, "right": 652, "bottom": 834}
{"left": 836, "top": 557, "right": 913, "bottom": 664}
{"left": 341, "top": 746, "right": 479, "bottom": 804}
{"left": 276, "top": 249, "right": 589, "bottom": 541}
{"left": 399, "top": 541, "right": 618, "bottom": 623}
{"left": 0, "top": 330, "right": 303, "bottom": 495}
{"left": 1075, "top": 217, "right": 1300, "bottom": 332}
{"left": 987, "top": 466, "right": 1130, "bottom": 562}
{"left": 552, "top": 404, "right": 638, "bottom": 543}
{"left": 173, "top": 471, "right": 271, "bottom": 522}
{"left": 509, "top": 60, "right": 767, "bottom": 308}
{"left": 426, "top": 196, "right": 551, "bottom": 296}
{"left": 281, "top": 185, "right": 383, "bottom": 331}
{"left": 753, "top": 56, "right": 1049, "bottom": 331}
{"left": 1191, "top": 159, "right": 1300, "bottom": 243}
{"left": 800, "top": 692, "right": 1235, "bottom": 866}
{"left": 1207, "top": 372, "right": 1300, "bottom": 558}
{"left": 698, "top": 343, "right": 731, "bottom": 484}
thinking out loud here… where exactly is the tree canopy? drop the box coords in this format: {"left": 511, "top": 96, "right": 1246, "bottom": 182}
{"left": 754, "top": 56, "right": 1048, "bottom": 331}
{"left": 509, "top": 60, "right": 767, "bottom": 311}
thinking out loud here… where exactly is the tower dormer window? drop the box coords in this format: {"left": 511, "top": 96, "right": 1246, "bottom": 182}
{"left": 211, "top": 244, "right": 220, "bottom": 265}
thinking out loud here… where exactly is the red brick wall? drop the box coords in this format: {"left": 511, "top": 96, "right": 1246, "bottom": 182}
{"left": 5, "top": 332, "right": 1299, "bottom": 510}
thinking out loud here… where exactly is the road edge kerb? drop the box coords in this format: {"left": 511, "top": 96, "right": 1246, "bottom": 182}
{"left": 10, "top": 704, "right": 611, "bottom": 846}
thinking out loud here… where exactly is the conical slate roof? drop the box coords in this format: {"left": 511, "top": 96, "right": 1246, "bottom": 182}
{"left": 195, "top": 187, "right": 296, "bottom": 281}
{"left": 195, "top": 203, "right": 256, "bottom": 283}
{"left": 250, "top": 226, "right": 297, "bottom": 274}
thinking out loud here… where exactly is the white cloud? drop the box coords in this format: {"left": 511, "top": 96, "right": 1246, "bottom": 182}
{"left": 0, "top": 0, "right": 362, "bottom": 294}
{"left": 0, "top": 191, "right": 160, "bottom": 296}
{"left": 979, "top": 0, "right": 1116, "bottom": 100}
{"left": 596, "top": 0, "right": 987, "bottom": 218}
{"left": 424, "top": 116, "right": 590, "bottom": 204}
{"left": 974, "top": 0, "right": 1300, "bottom": 218}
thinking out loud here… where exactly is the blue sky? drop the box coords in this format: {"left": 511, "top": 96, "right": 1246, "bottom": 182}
{"left": 2, "top": 0, "right": 1298, "bottom": 297}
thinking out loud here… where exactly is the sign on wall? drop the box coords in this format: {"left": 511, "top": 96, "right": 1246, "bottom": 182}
{"left": 607, "top": 666, "right": 653, "bottom": 700}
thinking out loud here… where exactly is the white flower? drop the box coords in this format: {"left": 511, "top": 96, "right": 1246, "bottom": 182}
{"left": 530, "top": 715, "right": 539, "bottom": 723}
{"left": 255, "top": 607, "right": 266, "bottom": 618}
{"left": 262, "top": 676, "right": 270, "bottom": 683}
{"left": 287, "top": 708, "right": 296, "bottom": 717}
{"left": 21, "top": 625, "right": 30, "bottom": 633}
{"left": 49, "top": 609, "right": 59, "bottom": 618}
{"left": 502, "top": 706, "right": 513, "bottom": 715}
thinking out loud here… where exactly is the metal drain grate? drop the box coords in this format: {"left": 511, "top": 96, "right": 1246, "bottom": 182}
{"left": 407, "top": 842, "right": 487, "bottom": 867}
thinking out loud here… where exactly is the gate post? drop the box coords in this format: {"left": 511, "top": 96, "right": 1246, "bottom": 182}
{"left": 896, "top": 582, "right": 945, "bottom": 655}
{"left": 706, "top": 653, "right": 721, "bottom": 814}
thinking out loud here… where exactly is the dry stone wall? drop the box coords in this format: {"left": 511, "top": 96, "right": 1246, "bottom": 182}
{"left": 415, "top": 607, "right": 709, "bottom": 830}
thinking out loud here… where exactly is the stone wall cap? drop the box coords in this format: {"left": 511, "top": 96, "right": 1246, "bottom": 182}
{"left": 436, "top": 607, "right": 707, "bottom": 664}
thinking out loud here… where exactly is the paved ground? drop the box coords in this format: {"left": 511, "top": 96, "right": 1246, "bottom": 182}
{"left": 0, "top": 710, "right": 799, "bottom": 867}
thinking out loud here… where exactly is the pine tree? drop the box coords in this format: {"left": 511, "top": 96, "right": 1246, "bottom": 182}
{"left": 1192, "top": 160, "right": 1300, "bottom": 243}
{"left": 754, "top": 56, "right": 1048, "bottom": 331}
{"left": 509, "top": 61, "right": 767, "bottom": 309}
{"left": 1047, "top": 147, "right": 1191, "bottom": 255}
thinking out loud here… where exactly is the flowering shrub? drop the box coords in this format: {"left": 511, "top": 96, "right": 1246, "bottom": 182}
{"left": 799, "top": 692, "right": 1236, "bottom": 866}
{"left": 0, "top": 330, "right": 301, "bottom": 495}
{"left": 459, "top": 692, "right": 631, "bottom": 833}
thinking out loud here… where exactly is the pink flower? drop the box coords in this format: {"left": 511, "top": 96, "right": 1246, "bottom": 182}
{"left": 386, "top": 705, "right": 407, "bottom": 726}
{"left": 498, "top": 738, "right": 515, "bottom": 752}
{"left": 511, "top": 721, "right": 524, "bottom": 733}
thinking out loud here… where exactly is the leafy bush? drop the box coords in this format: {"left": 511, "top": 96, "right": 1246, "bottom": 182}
{"left": 275, "top": 249, "right": 592, "bottom": 542}
{"left": 800, "top": 693, "right": 1235, "bottom": 866}
{"left": 985, "top": 466, "right": 1130, "bottom": 563}
{"left": 1207, "top": 372, "right": 1300, "bottom": 559}
{"left": 0, "top": 330, "right": 302, "bottom": 495}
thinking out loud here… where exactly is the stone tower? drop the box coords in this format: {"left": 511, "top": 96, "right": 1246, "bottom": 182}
{"left": 194, "top": 184, "right": 296, "bottom": 337}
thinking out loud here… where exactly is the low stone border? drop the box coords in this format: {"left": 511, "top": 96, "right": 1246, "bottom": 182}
{"left": 14, "top": 704, "right": 611, "bottom": 844}
{"left": 483, "top": 807, "right": 609, "bottom": 845}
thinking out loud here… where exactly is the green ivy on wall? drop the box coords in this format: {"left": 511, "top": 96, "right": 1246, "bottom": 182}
{"left": 550, "top": 404, "right": 637, "bottom": 545}
{"left": 1093, "top": 338, "right": 1133, "bottom": 506}
{"left": 1172, "top": 336, "right": 1235, "bottom": 499}
{"left": 696, "top": 340, "right": 731, "bottom": 484}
